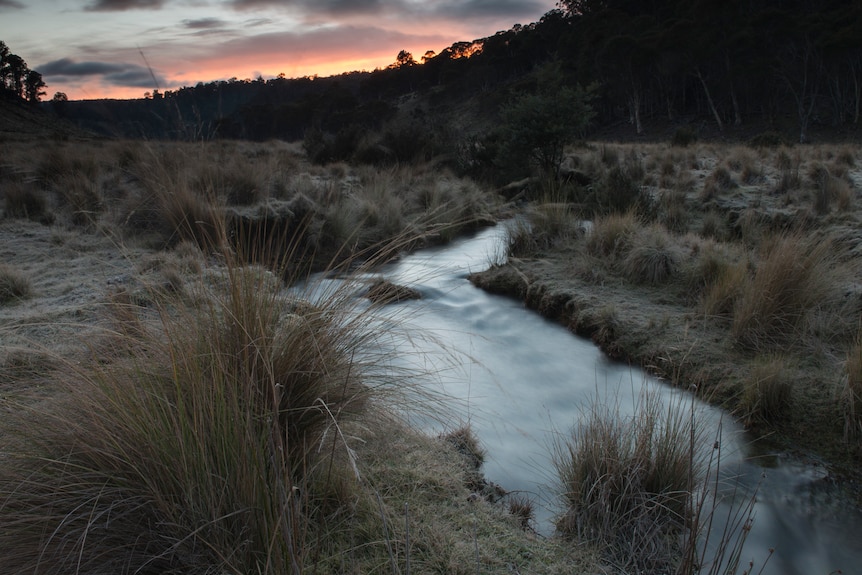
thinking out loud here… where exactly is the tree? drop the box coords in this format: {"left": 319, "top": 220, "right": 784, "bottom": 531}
{"left": 24, "top": 70, "right": 45, "bottom": 103}
{"left": 499, "top": 84, "right": 595, "bottom": 180}
{"left": 394, "top": 50, "right": 415, "bottom": 68}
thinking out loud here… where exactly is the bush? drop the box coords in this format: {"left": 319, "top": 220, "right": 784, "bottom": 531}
{"left": 748, "top": 131, "right": 787, "bottom": 148}
{"left": 671, "top": 125, "right": 697, "bottom": 147}
{"left": 498, "top": 85, "right": 595, "bottom": 180}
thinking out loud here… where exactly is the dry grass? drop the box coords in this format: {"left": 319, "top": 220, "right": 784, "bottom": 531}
{"left": 731, "top": 232, "right": 843, "bottom": 351}
{"left": 739, "top": 354, "right": 792, "bottom": 426}
{"left": 842, "top": 336, "right": 862, "bottom": 443}
{"left": 0, "top": 264, "right": 32, "bottom": 304}
{"left": 586, "top": 210, "right": 639, "bottom": 259}
{"left": 554, "top": 387, "right": 705, "bottom": 574}
{"left": 0, "top": 242, "right": 380, "bottom": 573}
{"left": 623, "top": 224, "right": 680, "bottom": 284}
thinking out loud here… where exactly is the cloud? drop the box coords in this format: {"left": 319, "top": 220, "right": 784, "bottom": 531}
{"left": 0, "top": 0, "right": 25, "bottom": 10}
{"left": 226, "top": 0, "right": 548, "bottom": 20}
{"left": 39, "top": 58, "right": 166, "bottom": 88}
{"left": 182, "top": 18, "right": 227, "bottom": 29}
{"left": 228, "top": 0, "right": 387, "bottom": 14}
{"left": 85, "top": 0, "right": 165, "bottom": 11}
{"left": 434, "top": 0, "right": 551, "bottom": 20}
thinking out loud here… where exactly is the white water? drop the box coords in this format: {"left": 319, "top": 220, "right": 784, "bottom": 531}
{"left": 306, "top": 223, "right": 862, "bottom": 574}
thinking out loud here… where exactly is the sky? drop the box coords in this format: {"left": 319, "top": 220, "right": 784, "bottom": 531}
{"left": 0, "top": 0, "right": 558, "bottom": 101}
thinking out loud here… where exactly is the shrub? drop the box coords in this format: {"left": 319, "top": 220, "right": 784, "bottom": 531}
{"left": 554, "top": 388, "right": 704, "bottom": 573}
{"left": 748, "top": 131, "right": 787, "bottom": 148}
{"left": 671, "top": 125, "right": 697, "bottom": 147}
{"left": 499, "top": 85, "right": 595, "bottom": 180}
{"left": 0, "top": 264, "right": 32, "bottom": 304}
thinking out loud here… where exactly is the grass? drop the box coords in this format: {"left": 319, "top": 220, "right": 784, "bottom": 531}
{"left": 731, "top": 232, "right": 843, "bottom": 351}
{"left": 554, "top": 387, "right": 705, "bottom": 574}
{"left": 843, "top": 336, "right": 862, "bottom": 444}
{"left": 0, "top": 239, "right": 376, "bottom": 573}
{"left": 0, "top": 264, "right": 32, "bottom": 304}
{"left": 622, "top": 224, "right": 680, "bottom": 284}
{"left": 739, "top": 354, "right": 792, "bottom": 426}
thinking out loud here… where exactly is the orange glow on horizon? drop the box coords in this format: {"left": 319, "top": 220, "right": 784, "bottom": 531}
{"left": 48, "top": 38, "right": 487, "bottom": 101}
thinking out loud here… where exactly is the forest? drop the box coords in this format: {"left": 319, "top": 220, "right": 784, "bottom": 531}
{"left": 31, "top": 0, "right": 858, "bottom": 147}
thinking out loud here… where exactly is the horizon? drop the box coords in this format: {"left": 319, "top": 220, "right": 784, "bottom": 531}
{"left": 0, "top": 0, "right": 557, "bottom": 101}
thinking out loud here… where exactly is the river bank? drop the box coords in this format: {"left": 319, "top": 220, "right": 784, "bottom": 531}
{"left": 470, "top": 140, "right": 862, "bottom": 500}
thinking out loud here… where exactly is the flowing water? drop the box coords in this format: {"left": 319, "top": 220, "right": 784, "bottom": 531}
{"left": 306, "top": 222, "right": 862, "bottom": 574}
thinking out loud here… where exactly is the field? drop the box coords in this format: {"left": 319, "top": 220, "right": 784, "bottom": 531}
{"left": 2, "top": 135, "right": 861, "bottom": 573}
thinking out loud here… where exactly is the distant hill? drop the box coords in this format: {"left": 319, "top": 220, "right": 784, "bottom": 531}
{"left": 0, "top": 97, "right": 87, "bottom": 141}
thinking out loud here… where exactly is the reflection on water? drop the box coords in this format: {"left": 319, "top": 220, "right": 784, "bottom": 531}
{"left": 301, "top": 222, "right": 862, "bottom": 575}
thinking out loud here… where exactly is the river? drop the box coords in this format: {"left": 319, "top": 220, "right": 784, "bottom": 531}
{"left": 309, "top": 222, "right": 862, "bottom": 574}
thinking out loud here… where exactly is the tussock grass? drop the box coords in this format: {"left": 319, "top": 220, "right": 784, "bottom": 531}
{"left": 0, "top": 239, "right": 385, "bottom": 573}
{"left": 701, "top": 166, "right": 736, "bottom": 201}
{"left": 623, "top": 224, "right": 680, "bottom": 284}
{"left": 0, "top": 264, "right": 32, "bottom": 304}
{"left": 554, "top": 388, "right": 705, "bottom": 574}
{"left": 508, "top": 196, "right": 580, "bottom": 256}
{"left": 731, "top": 232, "right": 843, "bottom": 351}
{"left": 586, "top": 210, "right": 639, "bottom": 259}
{"left": 3, "top": 181, "right": 50, "bottom": 222}
{"left": 842, "top": 336, "right": 862, "bottom": 443}
{"left": 739, "top": 354, "right": 792, "bottom": 425}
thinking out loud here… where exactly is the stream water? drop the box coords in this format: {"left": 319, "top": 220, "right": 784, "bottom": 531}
{"left": 310, "top": 222, "right": 862, "bottom": 574}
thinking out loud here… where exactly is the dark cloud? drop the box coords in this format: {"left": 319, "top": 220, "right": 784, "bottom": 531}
{"left": 226, "top": 0, "right": 547, "bottom": 19}
{"left": 85, "top": 0, "right": 165, "bottom": 11}
{"left": 228, "top": 0, "right": 388, "bottom": 15}
{"left": 434, "top": 0, "right": 550, "bottom": 19}
{"left": 0, "top": 0, "right": 25, "bottom": 10}
{"left": 183, "top": 18, "right": 227, "bottom": 29}
{"left": 39, "top": 58, "right": 165, "bottom": 88}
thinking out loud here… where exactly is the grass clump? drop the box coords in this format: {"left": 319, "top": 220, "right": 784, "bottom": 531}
{"left": 622, "top": 224, "right": 680, "bottom": 284}
{"left": 0, "top": 246, "right": 376, "bottom": 574}
{"left": 731, "top": 232, "right": 842, "bottom": 351}
{"left": 554, "top": 388, "right": 704, "bottom": 574}
{"left": 739, "top": 354, "right": 792, "bottom": 426}
{"left": 586, "top": 210, "right": 639, "bottom": 259}
{"left": 842, "top": 336, "right": 862, "bottom": 443}
{"left": 3, "top": 181, "right": 51, "bottom": 222}
{"left": 0, "top": 264, "right": 32, "bottom": 304}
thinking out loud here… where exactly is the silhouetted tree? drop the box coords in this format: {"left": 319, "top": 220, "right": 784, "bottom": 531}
{"left": 24, "top": 70, "right": 45, "bottom": 103}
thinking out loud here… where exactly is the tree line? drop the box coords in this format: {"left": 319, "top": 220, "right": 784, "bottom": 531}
{"left": 49, "top": 0, "right": 862, "bottom": 144}
{"left": 0, "top": 41, "right": 47, "bottom": 104}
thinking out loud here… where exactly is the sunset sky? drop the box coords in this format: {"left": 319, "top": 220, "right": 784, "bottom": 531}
{"left": 0, "top": 0, "right": 557, "bottom": 101}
